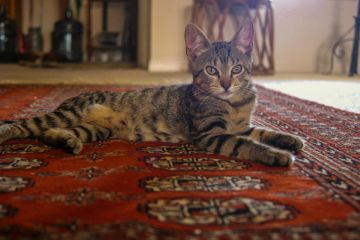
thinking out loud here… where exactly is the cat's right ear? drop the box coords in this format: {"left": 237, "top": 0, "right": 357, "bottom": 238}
{"left": 231, "top": 19, "right": 254, "bottom": 57}
{"left": 185, "top": 24, "right": 211, "bottom": 61}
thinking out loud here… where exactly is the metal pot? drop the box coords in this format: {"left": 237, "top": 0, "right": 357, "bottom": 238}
{"left": 52, "top": 8, "right": 83, "bottom": 62}
{"left": 0, "top": 5, "right": 18, "bottom": 63}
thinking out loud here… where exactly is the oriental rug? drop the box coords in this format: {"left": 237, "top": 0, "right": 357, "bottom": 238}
{"left": 0, "top": 84, "right": 359, "bottom": 240}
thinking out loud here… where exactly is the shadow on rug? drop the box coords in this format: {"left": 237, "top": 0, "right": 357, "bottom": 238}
{"left": 0, "top": 84, "right": 359, "bottom": 239}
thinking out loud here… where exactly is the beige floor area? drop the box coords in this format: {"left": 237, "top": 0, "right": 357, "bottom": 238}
{"left": 0, "top": 65, "right": 191, "bottom": 86}
{"left": 0, "top": 65, "right": 359, "bottom": 113}
{"left": 256, "top": 75, "right": 360, "bottom": 113}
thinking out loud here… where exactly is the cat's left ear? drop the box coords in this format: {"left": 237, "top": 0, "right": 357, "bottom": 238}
{"left": 231, "top": 19, "right": 254, "bottom": 57}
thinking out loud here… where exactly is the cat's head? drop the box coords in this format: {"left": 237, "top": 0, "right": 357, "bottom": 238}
{"left": 185, "top": 20, "right": 254, "bottom": 100}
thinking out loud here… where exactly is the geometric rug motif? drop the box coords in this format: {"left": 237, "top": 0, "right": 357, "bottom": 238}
{"left": 0, "top": 84, "right": 359, "bottom": 239}
{"left": 141, "top": 175, "right": 269, "bottom": 192}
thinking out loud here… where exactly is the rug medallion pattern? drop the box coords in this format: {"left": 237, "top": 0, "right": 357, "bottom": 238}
{"left": 0, "top": 85, "right": 359, "bottom": 239}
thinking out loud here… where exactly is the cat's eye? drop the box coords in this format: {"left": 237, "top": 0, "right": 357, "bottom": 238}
{"left": 232, "top": 65, "right": 243, "bottom": 75}
{"left": 205, "top": 66, "right": 219, "bottom": 76}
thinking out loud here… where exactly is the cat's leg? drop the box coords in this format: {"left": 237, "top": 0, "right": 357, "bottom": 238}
{"left": 0, "top": 109, "right": 83, "bottom": 144}
{"left": 0, "top": 120, "right": 35, "bottom": 144}
{"left": 40, "top": 128, "right": 84, "bottom": 154}
{"left": 243, "top": 127, "right": 304, "bottom": 152}
{"left": 40, "top": 123, "right": 112, "bottom": 154}
{"left": 69, "top": 123, "right": 112, "bottom": 144}
{"left": 193, "top": 134, "right": 295, "bottom": 166}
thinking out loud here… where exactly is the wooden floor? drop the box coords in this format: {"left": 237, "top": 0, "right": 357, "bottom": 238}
{"left": 0, "top": 65, "right": 191, "bottom": 85}
{"left": 0, "top": 64, "right": 359, "bottom": 112}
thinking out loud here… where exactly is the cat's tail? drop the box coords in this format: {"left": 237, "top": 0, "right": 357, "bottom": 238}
{"left": 0, "top": 109, "right": 83, "bottom": 144}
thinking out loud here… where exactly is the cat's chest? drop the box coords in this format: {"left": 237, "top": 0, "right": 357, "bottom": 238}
{"left": 224, "top": 103, "right": 253, "bottom": 132}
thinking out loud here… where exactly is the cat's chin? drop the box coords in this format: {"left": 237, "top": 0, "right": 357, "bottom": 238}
{"left": 216, "top": 92, "right": 235, "bottom": 100}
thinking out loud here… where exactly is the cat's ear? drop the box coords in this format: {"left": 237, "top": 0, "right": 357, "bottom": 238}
{"left": 185, "top": 24, "right": 211, "bottom": 60}
{"left": 231, "top": 19, "right": 254, "bottom": 57}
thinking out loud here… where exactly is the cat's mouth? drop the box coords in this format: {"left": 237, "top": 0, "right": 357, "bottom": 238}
{"left": 216, "top": 90, "right": 235, "bottom": 100}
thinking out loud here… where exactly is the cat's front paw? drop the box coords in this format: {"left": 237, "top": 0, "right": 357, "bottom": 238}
{"left": 260, "top": 149, "right": 295, "bottom": 167}
{"left": 268, "top": 134, "right": 304, "bottom": 152}
{"left": 292, "top": 136, "right": 304, "bottom": 151}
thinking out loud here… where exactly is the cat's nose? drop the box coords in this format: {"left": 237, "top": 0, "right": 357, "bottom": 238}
{"left": 220, "top": 80, "right": 231, "bottom": 91}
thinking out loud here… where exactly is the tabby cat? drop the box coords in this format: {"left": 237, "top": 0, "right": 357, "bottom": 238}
{"left": 0, "top": 21, "right": 303, "bottom": 166}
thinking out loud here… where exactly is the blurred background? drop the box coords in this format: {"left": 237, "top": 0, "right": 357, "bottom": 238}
{"left": 0, "top": 0, "right": 357, "bottom": 73}
{"left": 0, "top": 0, "right": 359, "bottom": 111}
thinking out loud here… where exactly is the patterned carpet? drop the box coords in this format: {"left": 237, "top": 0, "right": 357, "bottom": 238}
{"left": 0, "top": 85, "right": 359, "bottom": 240}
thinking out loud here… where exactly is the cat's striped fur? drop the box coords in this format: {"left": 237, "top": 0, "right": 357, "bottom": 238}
{"left": 0, "top": 21, "right": 303, "bottom": 166}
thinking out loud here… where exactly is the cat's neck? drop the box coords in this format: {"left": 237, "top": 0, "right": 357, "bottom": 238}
{"left": 228, "top": 84, "right": 257, "bottom": 105}
{"left": 189, "top": 83, "right": 257, "bottom": 107}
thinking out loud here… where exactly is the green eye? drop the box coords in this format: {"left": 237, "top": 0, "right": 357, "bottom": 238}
{"left": 232, "top": 65, "right": 243, "bottom": 74}
{"left": 206, "top": 66, "right": 218, "bottom": 76}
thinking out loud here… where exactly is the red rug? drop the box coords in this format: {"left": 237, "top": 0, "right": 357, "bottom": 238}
{"left": 0, "top": 85, "right": 359, "bottom": 239}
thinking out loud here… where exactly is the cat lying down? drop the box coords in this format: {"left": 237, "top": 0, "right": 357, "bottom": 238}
{"left": 0, "top": 21, "right": 303, "bottom": 166}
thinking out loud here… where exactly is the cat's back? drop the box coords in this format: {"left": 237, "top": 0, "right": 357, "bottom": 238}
{"left": 112, "top": 84, "right": 189, "bottom": 110}
{"left": 58, "top": 84, "right": 190, "bottom": 112}
{"left": 54, "top": 85, "right": 192, "bottom": 142}
{"left": 92, "top": 85, "right": 191, "bottom": 141}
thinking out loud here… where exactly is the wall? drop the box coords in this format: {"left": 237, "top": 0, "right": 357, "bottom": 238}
{"left": 138, "top": 0, "right": 150, "bottom": 68}
{"left": 273, "top": 0, "right": 356, "bottom": 74}
{"left": 148, "top": 0, "right": 192, "bottom": 72}
{"left": 146, "top": 0, "right": 357, "bottom": 73}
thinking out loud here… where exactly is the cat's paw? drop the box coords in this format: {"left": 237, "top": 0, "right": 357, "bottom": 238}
{"left": 64, "top": 135, "right": 83, "bottom": 154}
{"left": 0, "top": 124, "right": 13, "bottom": 144}
{"left": 268, "top": 134, "right": 304, "bottom": 152}
{"left": 292, "top": 136, "right": 304, "bottom": 151}
{"left": 42, "top": 129, "right": 83, "bottom": 154}
{"left": 260, "top": 149, "right": 295, "bottom": 167}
